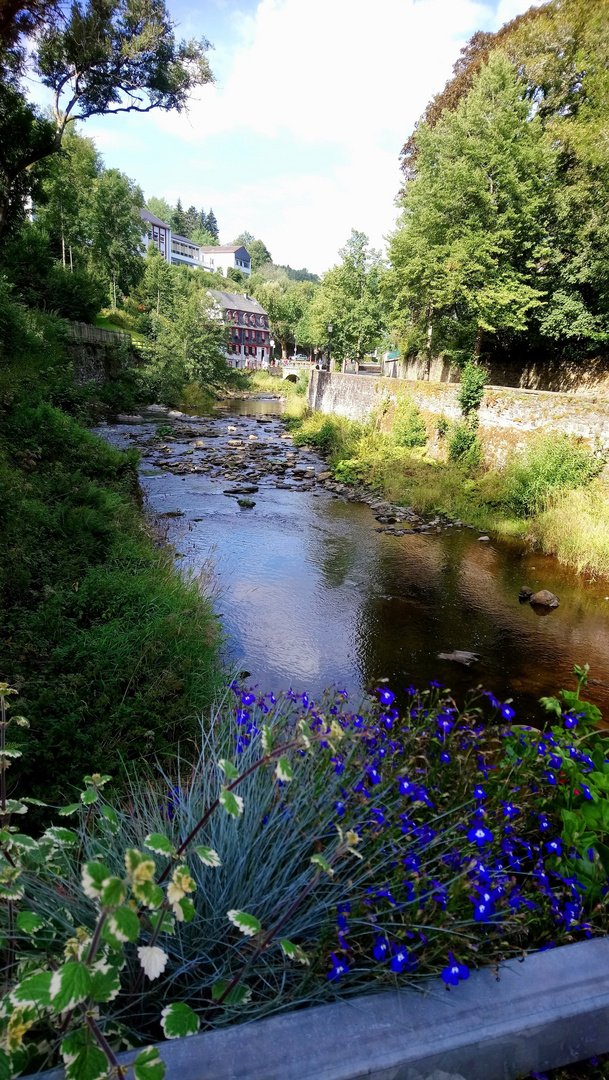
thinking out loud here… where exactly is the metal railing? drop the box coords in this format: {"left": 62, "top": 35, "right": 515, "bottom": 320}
{"left": 66, "top": 321, "right": 132, "bottom": 346}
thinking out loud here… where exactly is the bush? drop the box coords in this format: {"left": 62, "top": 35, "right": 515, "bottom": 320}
{"left": 436, "top": 416, "right": 449, "bottom": 438}
{"left": 457, "top": 361, "right": 488, "bottom": 416}
{"left": 1, "top": 671, "right": 607, "bottom": 1079}
{"left": 448, "top": 420, "right": 482, "bottom": 467}
{"left": 503, "top": 433, "right": 604, "bottom": 516}
{"left": 392, "top": 395, "right": 428, "bottom": 448}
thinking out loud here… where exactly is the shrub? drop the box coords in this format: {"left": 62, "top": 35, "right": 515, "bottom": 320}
{"left": 392, "top": 395, "right": 428, "bottom": 448}
{"left": 436, "top": 416, "right": 449, "bottom": 438}
{"left": 457, "top": 361, "right": 488, "bottom": 416}
{"left": 448, "top": 420, "right": 482, "bottom": 467}
{"left": 1, "top": 671, "right": 607, "bottom": 1079}
{"left": 503, "top": 433, "right": 604, "bottom": 517}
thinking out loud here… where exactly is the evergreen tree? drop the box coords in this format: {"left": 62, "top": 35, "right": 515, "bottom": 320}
{"left": 388, "top": 51, "right": 555, "bottom": 365}
{"left": 184, "top": 204, "right": 199, "bottom": 238}
{"left": 205, "top": 208, "right": 219, "bottom": 241}
{"left": 170, "top": 197, "right": 188, "bottom": 237}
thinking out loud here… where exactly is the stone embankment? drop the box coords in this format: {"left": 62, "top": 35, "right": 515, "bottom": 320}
{"left": 308, "top": 369, "right": 609, "bottom": 466}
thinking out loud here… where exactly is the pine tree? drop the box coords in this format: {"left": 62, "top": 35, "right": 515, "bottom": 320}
{"left": 184, "top": 205, "right": 199, "bottom": 238}
{"left": 205, "top": 208, "right": 219, "bottom": 241}
{"left": 170, "top": 198, "right": 188, "bottom": 237}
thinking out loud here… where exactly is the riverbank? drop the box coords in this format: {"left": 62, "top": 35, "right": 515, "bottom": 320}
{"left": 0, "top": 288, "right": 223, "bottom": 811}
{"left": 286, "top": 408, "right": 609, "bottom": 578}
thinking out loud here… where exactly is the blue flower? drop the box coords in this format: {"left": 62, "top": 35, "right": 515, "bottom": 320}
{"left": 441, "top": 952, "right": 470, "bottom": 987}
{"left": 377, "top": 688, "right": 395, "bottom": 707}
{"left": 390, "top": 943, "right": 416, "bottom": 973}
{"left": 473, "top": 786, "right": 487, "bottom": 801}
{"left": 334, "top": 800, "right": 346, "bottom": 817}
{"left": 327, "top": 952, "right": 349, "bottom": 982}
{"left": 543, "top": 771, "right": 557, "bottom": 786}
{"left": 537, "top": 813, "right": 551, "bottom": 831}
{"left": 241, "top": 692, "right": 256, "bottom": 706}
{"left": 501, "top": 801, "right": 519, "bottom": 820}
{"left": 468, "top": 824, "right": 493, "bottom": 848}
{"left": 473, "top": 900, "right": 493, "bottom": 923}
{"left": 440, "top": 751, "right": 451, "bottom": 763}
{"left": 437, "top": 714, "right": 454, "bottom": 735}
{"left": 429, "top": 680, "right": 444, "bottom": 689}
{"left": 545, "top": 838, "right": 562, "bottom": 857}
{"left": 373, "top": 935, "right": 390, "bottom": 961}
{"left": 369, "top": 807, "right": 386, "bottom": 827}
{"left": 579, "top": 784, "right": 593, "bottom": 801}
{"left": 500, "top": 703, "right": 515, "bottom": 721}
{"left": 563, "top": 711, "right": 579, "bottom": 730}
{"left": 483, "top": 691, "right": 500, "bottom": 709}
{"left": 367, "top": 766, "right": 382, "bottom": 785}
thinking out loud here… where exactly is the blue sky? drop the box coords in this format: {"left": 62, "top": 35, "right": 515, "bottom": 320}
{"left": 32, "top": 0, "right": 543, "bottom": 274}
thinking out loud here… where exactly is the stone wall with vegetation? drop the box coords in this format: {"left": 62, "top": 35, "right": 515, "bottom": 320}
{"left": 387, "top": 354, "right": 609, "bottom": 397}
{"left": 308, "top": 370, "right": 609, "bottom": 466}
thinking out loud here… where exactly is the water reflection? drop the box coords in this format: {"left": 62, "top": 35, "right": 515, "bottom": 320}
{"left": 100, "top": 400, "right": 609, "bottom": 723}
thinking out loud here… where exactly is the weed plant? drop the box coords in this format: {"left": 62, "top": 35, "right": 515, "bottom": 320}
{"left": 502, "top": 433, "right": 604, "bottom": 516}
{"left": 392, "top": 395, "right": 428, "bottom": 448}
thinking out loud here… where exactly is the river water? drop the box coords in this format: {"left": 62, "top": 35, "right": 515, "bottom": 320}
{"left": 99, "top": 397, "right": 609, "bottom": 725}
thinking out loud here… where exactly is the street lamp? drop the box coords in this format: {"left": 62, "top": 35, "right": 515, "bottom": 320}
{"left": 327, "top": 323, "right": 333, "bottom": 372}
{"left": 269, "top": 337, "right": 275, "bottom": 366}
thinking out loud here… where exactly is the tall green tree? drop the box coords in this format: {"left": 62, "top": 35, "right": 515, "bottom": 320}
{"left": 35, "top": 130, "right": 101, "bottom": 269}
{"left": 190, "top": 227, "right": 217, "bottom": 246}
{"left": 169, "top": 197, "right": 188, "bottom": 237}
{"left": 304, "top": 230, "right": 386, "bottom": 361}
{"left": 88, "top": 168, "right": 144, "bottom": 307}
{"left": 146, "top": 195, "right": 172, "bottom": 224}
{"left": 253, "top": 279, "right": 316, "bottom": 357}
{"left": 204, "top": 208, "right": 219, "bottom": 241}
{"left": 247, "top": 238, "right": 272, "bottom": 271}
{"left": 0, "top": 0, "right": 214, "bottom": 239}
{"left": 183, "top": 204, "right": 200, "bottom": 238}
{"left": 387, "top": 51, "right": 555, "bottom": 365}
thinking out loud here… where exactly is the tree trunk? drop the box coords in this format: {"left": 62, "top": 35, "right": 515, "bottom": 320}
{"left": 69, "top": 245, "right": 73, "bottom": 272}
{"left": 473, "top": 327, "right": 483, "bottom": 361}
{"left": 61, "top": 230, "right": 66, "bottom": 268}
{"left": 112, "top": 272, "right": 117, "bottom": 311}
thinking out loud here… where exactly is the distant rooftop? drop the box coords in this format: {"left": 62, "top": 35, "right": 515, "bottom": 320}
{"left": 199, "top": 245, "right": 250, "bottom": 257}
{"left": 207, "top": 289, "right": 267, "bottom": 315}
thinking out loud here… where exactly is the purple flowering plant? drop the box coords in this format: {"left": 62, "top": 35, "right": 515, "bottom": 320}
{"left": 2, "top": 669, "right": 608, "bottom": 1079}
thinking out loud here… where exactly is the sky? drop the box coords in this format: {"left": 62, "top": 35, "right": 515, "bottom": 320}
{"left": 30, "top": 0, "right": 543, "bottom": 275}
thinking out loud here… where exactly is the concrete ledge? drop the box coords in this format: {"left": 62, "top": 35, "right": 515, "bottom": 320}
{"left": 30, "top": 938, "right": 609, "bottom": 1080}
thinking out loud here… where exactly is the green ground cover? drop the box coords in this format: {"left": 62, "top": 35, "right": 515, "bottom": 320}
{"left": 287, "top": 406, "right": 609, "bottom": 578}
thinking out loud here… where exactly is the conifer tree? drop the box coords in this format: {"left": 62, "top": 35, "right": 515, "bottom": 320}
{"left": 170, "top": 198, "right": 188, "bottom": 237}
{"left": 205, "top": 208, "right": 219, "bottom": 241}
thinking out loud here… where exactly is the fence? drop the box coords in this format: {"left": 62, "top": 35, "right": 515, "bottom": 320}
{"left": 66, "top": 321, "right": 132, "bottom": 346}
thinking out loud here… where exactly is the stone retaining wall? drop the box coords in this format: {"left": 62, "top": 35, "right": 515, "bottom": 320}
{"left": 386, "top": 353, "right": 609, "bottom": 397}
{"left": 308, "top": 369, "right": 609, "bottom": 466}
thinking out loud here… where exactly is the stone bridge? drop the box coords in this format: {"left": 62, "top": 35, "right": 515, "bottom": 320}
{"left": 275, "top": 360, "right": 315, "bottom": 382}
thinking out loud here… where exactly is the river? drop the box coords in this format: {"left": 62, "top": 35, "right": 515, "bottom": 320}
{"left": 98, "top": 396, "right": 609, "bottom": 724}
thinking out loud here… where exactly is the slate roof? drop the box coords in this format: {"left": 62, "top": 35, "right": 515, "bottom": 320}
{"left": 170, "top": 233, "right": 199, "bottom": 245}
{"left": 199, "top": 245, "right": 248, "bottom": 255}
{"left": 207, "top": 289, "right": 267, "bottom": 315}
{"left": 140, "top": 208, "right": 170, "bottom": 229}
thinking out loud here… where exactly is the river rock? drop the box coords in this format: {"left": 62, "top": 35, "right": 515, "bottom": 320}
{"left": 438, "top": 650, "right": 481, "bottom": 666}
{"left": 519, "top": 586, "right": 534, "bottom": 602}
{"left": 117, "top": 413, "right": 144, "bottom": 423}
{"left": 478, "top": 535, "right": 490, "bottom": 542}
{"left": 530, "top": 589, "right": 560, "bottom": 608}
{"left": 237, "top": 497, "right": 256, "bottom": 508}
{"left": 223, "top": 484, "right": 259, "bottom": 495}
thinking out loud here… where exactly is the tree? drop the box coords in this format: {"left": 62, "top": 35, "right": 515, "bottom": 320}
{"left": 204, "top": 208, "right": 219, "bottom": 241}
{"left": 247, "top": 238, "right": 272, "bottom": 271}
{"left": 190, "top": 227, "right": 217, "bottom": 246}
{"left": 170, "top": 197, "right": 188, "bottom": 237}
{"left": 253, "top": 279, "right": 316, "bottom": 357}
{"left": 35, "top": 129, "right": 101, "bottom": 269}
{"left": 387, "top": 51, "right": 555, "bottom": 365}
{"left": 146, "top": 195, "right": 172, "bottom": 224}
{"left": 183, "top": 205, "right": 199, "bottom": 238}
{"left": 303, "top": 231, "right": 386, "bottom": 361}
{"left": 0, "top": 0, "right": 214, "bottom": 239}
{"left": 233, "top": 231, "right": 254, "bottom": 248}
{"left": 87, "top": 168, "right": 145, "bottom": 307}
{"left": 137, "top": 242, "right": 176, "bottom": 318}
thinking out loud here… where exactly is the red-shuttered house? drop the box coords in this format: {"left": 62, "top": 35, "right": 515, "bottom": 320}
{"left": 207, "top": 289, "right": 271, "bottom": 369}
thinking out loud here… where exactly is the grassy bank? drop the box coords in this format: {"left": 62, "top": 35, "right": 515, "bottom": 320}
{"left": 287, "top": 408, "right": 609, "bottom": 577}
{"left": 0, "top": 284, "right": 223, "bottom": 811}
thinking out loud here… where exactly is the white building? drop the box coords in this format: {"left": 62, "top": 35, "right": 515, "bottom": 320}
{"left": 208, "top": 289, "right": 270, "bottom": 369}
{"left": 140, "top": 209, "right": 218, "bottom": 272}
{"left": 199, "top": 245, "right": 251, "bottom": 277}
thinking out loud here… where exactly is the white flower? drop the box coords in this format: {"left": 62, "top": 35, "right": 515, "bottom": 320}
{"left": 137, "top": 945, "right": 168, "bottom": 981}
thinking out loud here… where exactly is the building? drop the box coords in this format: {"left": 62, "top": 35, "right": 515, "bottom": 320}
{"left": 208, "top": 289, "right": 270, "bottom": 368}
{"left": 140, "top": 209, "right": 216, "bottom": 271}
{"left": 199, "top": 245, "right": 251, "bottom": 277}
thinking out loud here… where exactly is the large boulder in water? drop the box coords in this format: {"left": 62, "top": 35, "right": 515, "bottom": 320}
{"left": 530, "top": 589, "right": 560, "bottom": 609}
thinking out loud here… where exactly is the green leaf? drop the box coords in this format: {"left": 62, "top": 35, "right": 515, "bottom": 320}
{"left": 144, "top": 833, "right": 174, "bottom": 855}
{"left": 539, "top": 695, "right": 562, "bottom": 717}
{"left": 89, "top": 965, "right": 121, "bottom": 1004}
{"left": 0, "top": 1050, "right": 12, "bottom": 1080}
{"left": 219, "top": 789, "right": 243, "bottom": 818}
{"left": 82, "top": 861, "right": 111, "bottom": 899}
{"left": 279, "top": 938, "right": 310, "bottom": 965}
{"left": 61, "top": 1033, "right": 108, "bottom": 1080}
{"left": 49, "top": 962, "right": 91, "bottom": 1011}
{"left": 194, "top": 845, "right": 221, "bottom": 867}
{"left": 106, "top": 906, "right": 140, "bottom": 944}
{"left": 17, "top": 911, "right": 45, "bottom": 935}
{"left": 4, "top": 800, "right": 27, "bottom": 815}
{"left": 227, "top": 909, "right": 261, "bottom": 936}
{"left": 160, "top": 1002, "right": 200, "bottom": 1039}
{"left": 10, "top": 833, "right": 38, "bottom": 851}
{"left": 136, "top": 880, "right": 163, "bottom": 909}
{"left": 211, "top": 979, "right": 252, "bottom": 1005}
{"left": 44, "top": 826, "right": 78, "bottom": 845}
{"left": 261, "top": 725, "right": 273, "bottom": 752}
{"left": 133, "top": 1047, "right": 166, "bottom": 1080}
{"left": 275, "top": 757, "right": 294, "bottom": 782}
{"left": 310, "top": 854, "right": 333, "bottom": 875}
{"left": 80, "top": 789, "right": 98, "bottom": 806}
{"left": 218, "top": 759, "right": 239, "bottom": 780}
{"left": 177, "top": 897, "right": 195, "bottom": 923}
{"left": 10, "top": 971, "right": 52, "bottom": 1008}
{"left": 58, "top": 804, "right": 81, "bottom": 817}
{"left": 100, "top": 877, "right": 127, "bottom": 907}
{"left": 100, "top": 806, "right": 119, "bottom": 833}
